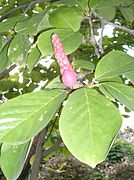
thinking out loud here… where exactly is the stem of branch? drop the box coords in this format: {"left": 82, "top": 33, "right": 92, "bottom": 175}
{"left": 92, "top": 10, "right": 134, "bottom": 36}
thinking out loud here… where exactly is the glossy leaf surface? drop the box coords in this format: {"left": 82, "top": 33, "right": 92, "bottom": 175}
{"left": 0, "top": 90, "right": 67, "bottom": 144}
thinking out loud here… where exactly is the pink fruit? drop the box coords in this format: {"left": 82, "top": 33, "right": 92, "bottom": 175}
{"left": 52, "top": 33, "right": 77, "bottom": 87}
{"left": 62, "top": 69, "right": 77, "bottom": 87}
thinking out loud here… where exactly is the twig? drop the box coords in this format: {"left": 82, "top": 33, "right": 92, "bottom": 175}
{"left": 45, "top": 117, "right": 57, "bottom": 143}
{"left": 28, "top": 128, "right": 47, "bottom": 180}
{"left": 0, "top": 64, "right": 17, "bottom": 80}
{"left": 22, "top": 0, "right": 49, "bottom": 16}
{"left": 43, "top": 139, "right": 62, "bottom": 157}
{"left": 92, "top": 10, "right": 134, "bottom": 36}
{"left": 77, "top": 70, "right": 94, "bottom": 80}
{"left": 99, "top": 20, "right": 105, "bottom": 54}
{"left": 88, "top": 15, "right": 100, "bottom": 58}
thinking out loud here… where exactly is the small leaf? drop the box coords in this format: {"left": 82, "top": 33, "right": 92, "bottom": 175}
{"left": 72, "top": 59, "right": 95, "bottom": 70}
{"left": 0, "top": 90, "right": 67, "bottom": 144}
{"left": 102, "top": 82, "right": 134, "bottom": 111}
{"left": 37, "top": 28, "right": 82, "bottom": 56}
{"left": 49, "top": 6, "right": 81, "bottom": 32}
{"left": 0, "top": 16, "right": 27, "bottom": 33}
{"left": 0, "top": 141, "right": 31, "bottom": 180}
{"left": 45, "top": 76, "right": 65, "bottom": 89}
{"left": 27, "top": 46, "right": 41, "bottom": 71}
{"left": 59, "top": 88, "right": 122, "bottom": 167}
{"left": 95, "top": 51, "right": 134, "bottom": 81}
{"left": 8, "top": 34, "right": 30, "bottom": 64}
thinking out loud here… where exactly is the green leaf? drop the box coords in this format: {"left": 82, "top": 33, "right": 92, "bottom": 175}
{"left": 89, "top": 0, "right": 124, "bottom": 9}
{"left": 27, "top": 46, "right": 41, "bottom": 71}
{"left": 95, "top": 51, "right": 134, "bottom": 81}
{"left": 99, "top": 85, "right": 114, "bottom": 100}
{"left": 37, "top": 28, "right": 82, "bottom": 56}
{"left": 119, "top": 0, "right": 134, "bottom": 22}
{"left": 0, "top": 16, "right": 27, "bottom": 33}
{"left": 8, "top": 34, "right": 30, "bottom": 64}
{"left": 0, "top": 90, "right": 67, "bottom": 144}
{"left": 97, "top": 7, "right": 116, "bottom": 21}
{"left": 125, "top": 71, "right": 134, "bottom": 85}
{"left": 0, "top": 44, "right": 9, "bottom": 73}
{"left": 101, "top": 82, "right": 134, "bottom": 111}
{"left": 49, "top": 6, "right": 81, "bottom": 32}
{"left": 59, "top": 88, "right": 122, "bottom": 167}
{"left": 15, "top": 13, "right": 52, "bottom": 35}
{"left": 72, "top": 59, "right": 95, "bottom": 70}
{"left": 0, "top": 141, "right": 31, "bottom": 180}
{"left": 56, "top": 0, "right": 88, "bottom": 12}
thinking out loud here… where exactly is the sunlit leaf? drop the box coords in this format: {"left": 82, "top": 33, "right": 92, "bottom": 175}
{"left": 60, "top": 88, "right": 122, "bottom": 167}
{"left": 0, "top": 90, "right": 67, "bottom": 144}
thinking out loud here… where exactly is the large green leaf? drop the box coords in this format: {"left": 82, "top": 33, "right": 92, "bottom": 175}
{"left": 0, "top": 90, "right": 67, "bottom": 144}
{"left": 15, "top": 13, "right": 52, "bottom": 35}
{"left": 8, "top": 34, "right": 30, "bottom": 64}
{"left": 101, "top": 82, "right": 134, "bottom": 111}
{"left": 49, "top": 6, "right": 81, "bottom": 32}
{"left": 59, "top": 88, "right": 122, "bottom": 167}
{"left": 0, "top": 141, "right": 31, "bottom": 180}
{"left": 125, "top": 71, "right": 134, "bottom": 85}
{"left": 37, "top": 28, "right": 82, "bottom": 56}
{"left": 95, "top": 51, "right": 134, "bottom": 81}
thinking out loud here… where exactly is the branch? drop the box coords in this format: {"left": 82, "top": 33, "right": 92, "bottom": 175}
{"left": 28, "top": 128, "right": 47, "bottom": 180}
{"left": 0, "top": 64, "right": 17, "bottom": 80}
{"left": 99, "top": 20, "right": 104, "bottom": 54}
{"left": 88, "top": 15, "right": 100, "bottom": 58}
{"left": 92, "top": 11, "right": 134, "bottom": 36}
